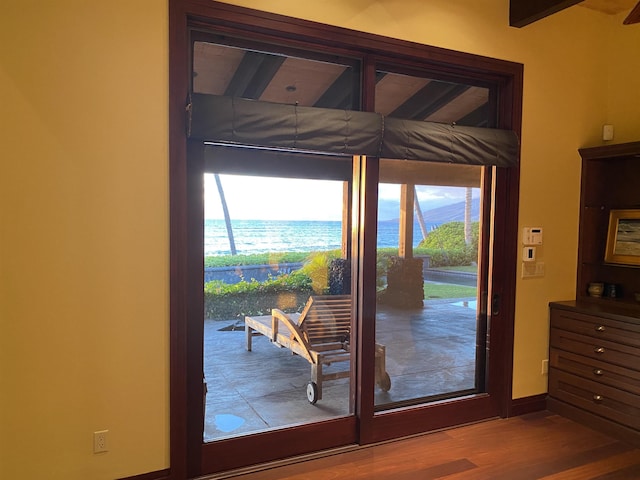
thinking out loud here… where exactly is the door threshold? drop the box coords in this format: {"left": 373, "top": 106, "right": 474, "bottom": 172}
{"left": 195, "top": 416, "right": 498, "bottom": 480}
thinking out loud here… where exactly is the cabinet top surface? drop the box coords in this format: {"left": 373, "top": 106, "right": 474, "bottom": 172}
{"left": 579, "top": 141, "right": 640, "bottom": 160}
{"left": 551, "top": 300, "right": 640, "bottom": 322}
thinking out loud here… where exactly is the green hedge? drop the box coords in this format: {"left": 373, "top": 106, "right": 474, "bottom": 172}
{"left": 416, "top": 221, "right": 479, "bottom": 267}
{"left": 425, "top": 248, "right": 477, "bottom": 267}
{"left": 203, "top": 243, "right": 477, "bottom": 319}
{"left": 204, "top": 250, "right": 340, "bottom": 268}
{"left": 204, "top": 270, "right": 313, "bottom": 319}
{"left": 205, "top": 289, "right": 313, "bottom": 320}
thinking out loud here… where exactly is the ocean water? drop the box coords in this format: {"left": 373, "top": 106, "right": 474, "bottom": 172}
{"left": 204, "top": 219, "right": 438, "bottom": 256}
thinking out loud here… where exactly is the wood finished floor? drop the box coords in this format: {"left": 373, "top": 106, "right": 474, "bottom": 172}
{"left": 219, "top": 412, "right": 640, "bottom": 480}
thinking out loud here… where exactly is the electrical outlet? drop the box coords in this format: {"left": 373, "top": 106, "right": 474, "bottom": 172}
{"left": 93, "top": 430, "right": 108, "bottom": 453}
{"left": 541, "top": 359, "right": 549, "bottom": 375}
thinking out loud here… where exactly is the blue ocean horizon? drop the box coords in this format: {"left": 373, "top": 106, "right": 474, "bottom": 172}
{"left": 204, "top": 219, "right": 440, "bottom": 256}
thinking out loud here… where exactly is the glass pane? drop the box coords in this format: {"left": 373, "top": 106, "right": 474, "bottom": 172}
{"left": 375, "top": 70, "right": 491, "bottom": 126}
{"left": 193, "top": 41, "right": 360, "bottom": 109}
{"left": 374, "top": 160, "right": 484, "bottom": 409}
{"left": 203, "top": 169, "right": 354, "bottom": 441}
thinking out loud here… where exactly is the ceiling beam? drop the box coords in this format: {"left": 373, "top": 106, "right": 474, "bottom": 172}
{"left": 390, "top": 82, "right": 470, "bottom": 121}
{"left": 624, "top": 1, "right": 640, "bottom": 24}
{"left": 313, "top": 69, "right": 356, "bottom": 110}
{"left": 224, "top": 51, "right": 284, "bottom": 99}
{"left": 510, "top": 0, "right": 583, "bottom": 27}
{"left": 457, "top": 103, "right": 490, "bottom": 128}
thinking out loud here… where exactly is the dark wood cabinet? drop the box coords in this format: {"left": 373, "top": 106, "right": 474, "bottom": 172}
{"left": 548, "top": 301, "right": 640, "bottom": 446}
{"left": 576, "top": 141, "right": 640, "bottom": 306}
{"left": 548, "top": 141, "right": 640, "bottom": 446}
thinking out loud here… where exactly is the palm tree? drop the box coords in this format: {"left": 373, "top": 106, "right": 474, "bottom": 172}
{"left": 464, "top": 187, "right": 472, "bottom": 246}
{"left": 214, "top": 173, "right": 237, "bottom": 255}
{"left": 413, "top": 186, "right": 428, "bottom": 242}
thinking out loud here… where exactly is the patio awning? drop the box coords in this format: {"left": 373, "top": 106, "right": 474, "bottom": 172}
{"left": 187, "top": 93, "right": 520, "bottom": 168}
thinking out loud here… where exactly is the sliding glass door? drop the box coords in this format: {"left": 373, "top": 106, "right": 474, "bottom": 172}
{"left": 202, "top": 167, "right": 355, "bottom": 442}
{"left": 170, "top": 4, "right": 522, "bottom": 476}
{"left": 374, "top": 163, "right": 485, "bottom": 410}
{"left": 190, "top": 145, "right": 500, "bottom": 474}
{"left": 187, "top": 48, "right": 505, "bottom": 478}
{"left": 186, "top": 144, "right": 360, "bottom": 474}
{"left": 371, "top": 68, "right": 493, "bottom": 412}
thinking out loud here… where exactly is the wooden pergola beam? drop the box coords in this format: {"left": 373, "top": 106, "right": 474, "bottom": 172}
{"left": 399, "top": 184, "right": 415, "bottom": 259}
{"left": 510, "top": 0, "right": 582, "bottom": 27}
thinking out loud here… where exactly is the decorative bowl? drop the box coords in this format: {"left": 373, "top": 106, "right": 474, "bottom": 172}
{"left": 588, "top": 282, "right": 604, "bottom": 298}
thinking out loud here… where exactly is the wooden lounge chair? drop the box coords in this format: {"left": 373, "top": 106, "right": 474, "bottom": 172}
{"left": 245, "top": 294, "right": 390, "bottom": 404}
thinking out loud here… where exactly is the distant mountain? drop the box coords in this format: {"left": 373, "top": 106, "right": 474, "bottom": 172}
{"left": 379, "top": 197, "right": 480, "bottom": 225}
{"left": 421, "top": 197, "right": 480, "bottom": 224}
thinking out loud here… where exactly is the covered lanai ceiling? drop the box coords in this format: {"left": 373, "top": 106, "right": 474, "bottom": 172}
{"left": 193, "top": 41, "right": 491, "bottom": 129}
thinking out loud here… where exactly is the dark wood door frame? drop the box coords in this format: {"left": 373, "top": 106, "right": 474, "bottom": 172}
{"left": 169, "top": 1, "right": 523, "bottom": 478}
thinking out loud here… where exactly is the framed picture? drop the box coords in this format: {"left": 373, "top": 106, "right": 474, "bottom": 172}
{"left": 605, "top": 209, "right": 640, "bottom": 266}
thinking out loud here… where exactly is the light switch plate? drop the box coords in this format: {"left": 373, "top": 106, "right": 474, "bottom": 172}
{"left": 522, "top": 227, "right": 543, "bottom": 245}
{"left": 523, "top": 246, "right": 536, "bottom": 262}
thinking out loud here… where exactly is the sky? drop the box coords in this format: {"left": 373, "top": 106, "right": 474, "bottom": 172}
{"left": 204, "top": 174, "right": 479, "bottom": 221}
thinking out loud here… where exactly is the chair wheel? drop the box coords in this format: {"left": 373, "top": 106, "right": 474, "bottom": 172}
{"left": 306, "top": 381, "right": 319, "bottom": 404}
{"left": 379, "top": 372, "right": 391, "bottom": 392}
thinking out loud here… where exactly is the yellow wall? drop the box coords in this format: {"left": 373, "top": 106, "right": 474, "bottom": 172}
{"left": 1, "top": 1, "right": 638, "bottom": 479}
{"left": 607, "top": 12, "right": 640, "bottom": 143}
{"left": 0, "top": 2, "right": 169, "bottom": 479}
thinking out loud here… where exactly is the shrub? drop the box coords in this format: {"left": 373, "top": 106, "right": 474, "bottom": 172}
{"left": 376, "top": 249, "right": 396, "bottom": 289}
{"left": 297, "top": 251, "right": 339, "bottom": 295}
{"left": 204, "top": 270, "right": 313, "bottom": 319}
{"left": 417, "top": 221, "right": 479, "bottom": 267}
{"left": 419, "top": 221, "right": 479, "bottom": 251}
{"left": 426, "top": 248, "right": 477, "bottom": 267}
{"left": 204, "top": 250, "right": 340, "bottom": 268}
{"left": 203, "top": 251, "right": 347, "bottom": 319}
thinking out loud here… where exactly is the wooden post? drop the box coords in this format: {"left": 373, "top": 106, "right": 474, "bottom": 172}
{"left": 399, "top": 184, "right": 414, "bottom": 259}
{"left": 342, "top": 181, "right": 351, "bottom": 259}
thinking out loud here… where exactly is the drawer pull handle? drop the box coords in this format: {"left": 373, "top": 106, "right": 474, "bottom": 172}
{"left": 595, "top": 325, "right": 606, "bottom": 332}
{"left": 594, "top": 347, "right": 605, "bottom": 354}
{"left": 593, "top": 369, "right": 604, "bottom": 376}
{"left": 593, "top": 395, "right": 603, "bottom": 403}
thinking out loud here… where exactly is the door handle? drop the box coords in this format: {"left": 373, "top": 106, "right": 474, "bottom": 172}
{"left": 491, "top": 294, "right": 500, "bottom": 316}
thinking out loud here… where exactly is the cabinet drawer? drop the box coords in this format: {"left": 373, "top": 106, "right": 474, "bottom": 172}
{"left": 550, "top": 348, "right": 640, "bottom": 396}
{"left": 549, "top": 370, "right": 640, "bottom": 431}
{"left": 551, "top": 309, "right": 640, "bottom": 348}
{"left": 550, "top": 328, "right": 640, "bottom": 370}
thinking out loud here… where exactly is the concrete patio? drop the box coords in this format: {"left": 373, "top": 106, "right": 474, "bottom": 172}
{"left": 203, "top": 295, "right": 478, "bottom": 442}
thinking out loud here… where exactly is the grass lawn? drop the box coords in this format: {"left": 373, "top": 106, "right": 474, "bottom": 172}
{"left": 424, "top": 282, "right": 477, "bottom": 300}
{"left": 432, "top": 265, "right": 478, "bottom": 273}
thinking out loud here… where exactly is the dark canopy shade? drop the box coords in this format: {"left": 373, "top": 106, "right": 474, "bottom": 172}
{"left": 188, "top": 93, "right": 519, "bottom": 167}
